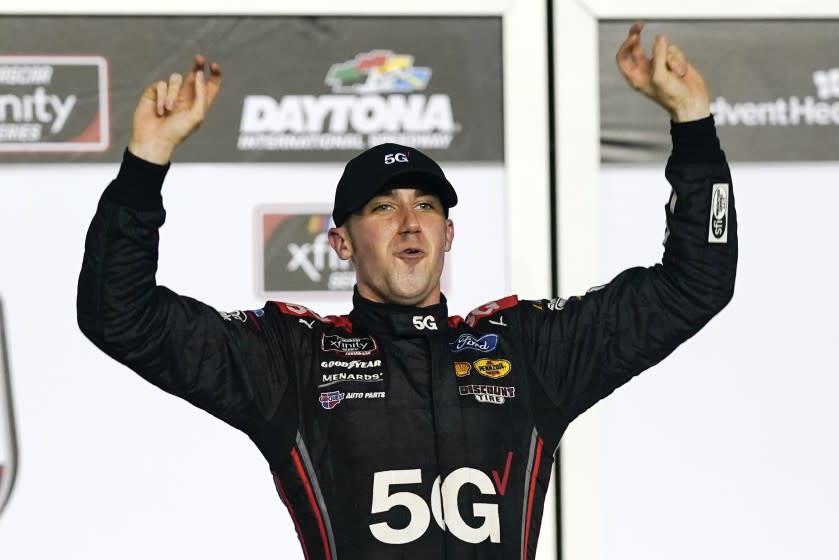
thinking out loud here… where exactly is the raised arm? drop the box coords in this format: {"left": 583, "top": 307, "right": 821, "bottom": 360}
{"left": 524, "top": 23, "right": 737, "bottom": 424}
{"left": 77, "top": 58, "right": 292, "bottom": 437}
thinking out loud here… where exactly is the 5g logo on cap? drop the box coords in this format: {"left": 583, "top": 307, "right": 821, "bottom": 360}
{"left": 384, "top": 152, "right": 409, "bottom": 165}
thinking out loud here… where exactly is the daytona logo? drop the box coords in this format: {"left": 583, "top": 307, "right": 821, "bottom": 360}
{"left": 240, "top": 94, "right": 454, "bottom": 134}
{"left": 238, "top": 51, "right": 457, "bottom": 152}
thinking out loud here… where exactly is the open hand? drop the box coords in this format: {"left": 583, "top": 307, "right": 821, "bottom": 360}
{"left": 128, "top": 55, "right": 223, "bottom": 164}
{"left": 616, "top": 21, "right": 710, "bottom": 123}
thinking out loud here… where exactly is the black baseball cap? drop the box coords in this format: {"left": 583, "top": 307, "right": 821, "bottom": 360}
{"left": 332, "top": 143, "right": 458, "bottom": 226}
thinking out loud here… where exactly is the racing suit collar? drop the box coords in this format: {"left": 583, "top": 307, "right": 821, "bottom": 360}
{"left": 349, "top": 287, "right": 450, "bottom": 336}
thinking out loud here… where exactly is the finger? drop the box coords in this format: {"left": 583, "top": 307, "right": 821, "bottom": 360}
{"left": 191, "top": 67, "right": 207, "bottom": 119}
{"left": 616, "top": 32, "right": 639, "bottom": 66}
{"left": 617, "top": 21, "right": 643, "bottom": 61}
{"left": 155, "top": 80, "right": 167, "bottom": 116}
{"left": 631, "top": 39, "right": 646, "bottom": 66}
{"left": 182, "top": 54, "right": 206, "bottom": 99}
{"left": 651, "top": 34, "right": 669, "bottom": 82}
{"left": 666, "top": 43, "right": 687, "bottom": 77}
{"left": 204, "top": 61, "right": 223, "bottom": 108}
{"left": 165, "top": 73, "right": 183, "bottom": 111}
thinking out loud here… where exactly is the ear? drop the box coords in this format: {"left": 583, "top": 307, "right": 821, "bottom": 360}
{"left": 444, "top": 219, "right": 454, "bottom": 253}
{"left": 328, "top": 226, "right": 354, "bottom": 260}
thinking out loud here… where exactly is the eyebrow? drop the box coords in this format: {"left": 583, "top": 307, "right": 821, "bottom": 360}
{"left": 373, "top": 188, "right": 435, "bottom": 198}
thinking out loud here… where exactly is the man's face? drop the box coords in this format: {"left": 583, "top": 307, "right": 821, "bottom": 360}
{"left": 328, "top": 188, "right": 454, "bottom": 307}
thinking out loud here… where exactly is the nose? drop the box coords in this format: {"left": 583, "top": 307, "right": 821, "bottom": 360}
{"left": 399, "top": 205, "right": 421, "bottom": 234}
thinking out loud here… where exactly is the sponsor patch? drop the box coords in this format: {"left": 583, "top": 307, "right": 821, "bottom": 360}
{"left": 343, "top": 391, "right": 386, "bottom": 400}
{"left": 319, "top": 372, "right": 384, "bottom": 388}
{"left": 321, "top": 359, "right": 382, "bottom": 369}
{"left": 488, "top": 316, "right": 507, "bottom": 327}
{"left": 449, "top": 333, "right": 499, "bottom": 353}
{"left": 473, "top": 358, "right": 511, "bottom": 379}
{"left": 708, "top": 183, "right": 729, "bottom": 243}
{"left": 546, "top": 298, "right": 566, "bottom": 311}
{"left": 319, "top": 391, "right": 345, "bottom": 410}
{"left": 454, "top": 362, "right": 472, "bottom": 377}
{"left": 219, "top": 310, "right": 247, "bottom": 323}
{"left": 458, "top": 384, "right": 516, "bottom": 405}
{"left": 412, "top": 315, "right": 438, "bottom": 330}
{"left": 322, "top": 334, "right": 379, "bottom": 356}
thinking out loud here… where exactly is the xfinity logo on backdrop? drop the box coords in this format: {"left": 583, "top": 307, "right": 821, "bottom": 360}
{"left": 238, "top": 50, "right": 458, "bottom": 152}
{"left": 0, "top": 55, "right": 109, "bottom": 152}
{"left": 261, "top": 212, "right": 355, "bottom": 293}
{"left": 712, "top": 67, "right": 839, "bottom": 127}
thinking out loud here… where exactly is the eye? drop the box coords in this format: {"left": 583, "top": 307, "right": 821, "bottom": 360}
{"left": 371, "top": 202, "right": 393, "bottom": 212}
{"left": 416, "top": 200, "right": 438, "bottom": 211}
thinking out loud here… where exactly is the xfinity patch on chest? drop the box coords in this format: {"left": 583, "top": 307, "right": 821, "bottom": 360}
{"left": 321, "top": 334, "right": 379, "bottom": 356}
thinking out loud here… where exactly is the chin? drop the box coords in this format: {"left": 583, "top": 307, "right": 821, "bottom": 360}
{"left": 389, "top": 288, "right": 429, "bottom": 306}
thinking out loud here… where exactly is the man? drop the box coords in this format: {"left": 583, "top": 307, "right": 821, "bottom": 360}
{"left": 77, "top": 22, "right": 737, "bottom": 560}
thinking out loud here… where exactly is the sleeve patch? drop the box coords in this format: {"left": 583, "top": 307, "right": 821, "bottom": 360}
{"left": 708, "top": 183, "right": 729, "bottom": 244}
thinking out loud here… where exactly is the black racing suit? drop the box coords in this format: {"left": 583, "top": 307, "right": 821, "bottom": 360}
{"left": 77, "top": 117, "right": 737, "bottom": 560}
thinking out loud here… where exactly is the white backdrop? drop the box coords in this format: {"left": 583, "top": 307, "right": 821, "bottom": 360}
{"left": 555, "top": 1, "right": 839, "bottom": 559}
{"left": 600, "top": 164, "right": 839, "bottom": 560}
{"left": 0, "top": 1, "right": 557, "bottom": 558}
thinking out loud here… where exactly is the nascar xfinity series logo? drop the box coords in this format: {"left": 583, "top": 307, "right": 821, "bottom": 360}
{"left": 238, "top": 50, "right": 458, "bottom": 152}
{"left": 0, "top": 55, "right": 109, "bottom": 152}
